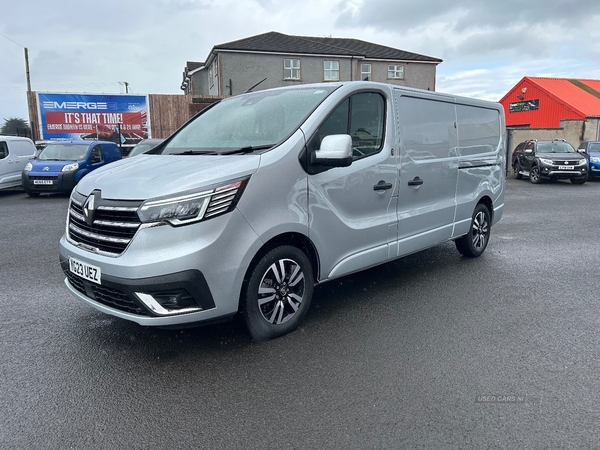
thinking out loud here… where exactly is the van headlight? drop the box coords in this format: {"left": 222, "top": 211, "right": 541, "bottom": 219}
{"left": 62, "top": 162, "right": 79, "bottom": 172}
{"left": 590, "top": 156, "right": 600, "bottom": 163}
{"left": 137, "top": 176, "right": 250, "bottom": 226}
{"left": 24, "top": 162, "right": 33, "bottom": 172}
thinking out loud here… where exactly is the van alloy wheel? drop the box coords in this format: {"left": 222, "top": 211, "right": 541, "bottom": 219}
{"left": 455, "top": 204, "right": 490, "bottom": 257}
{"left": 242, "top": 245, "right": 314, "bottom": 340}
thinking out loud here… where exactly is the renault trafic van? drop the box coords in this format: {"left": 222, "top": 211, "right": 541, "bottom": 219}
{"left": 59, "top": 81, "right": 506, "bottom": 340}
{"left": 0, "top": 135, "right": 36, "bottom": 190}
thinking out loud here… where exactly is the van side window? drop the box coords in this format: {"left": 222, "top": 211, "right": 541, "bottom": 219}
{"left": 0, "top": 142, "right": 8, "bottom": 160}
{"left": 11, "top": 141, "right": 35, "bottom": 157}
{"left": 317, "top": 92, "right": 385, "bottom": 160}
{"left": 456, "top": 105, "right": 500, "bottom": 156}
{"left": 90, "top": 145, "right": 103, "bottom": 164}
{"left": 398, "top": 96, "right": 457, "bottom": 159}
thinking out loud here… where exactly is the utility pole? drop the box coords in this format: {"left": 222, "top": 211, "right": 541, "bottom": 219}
{"left": 120, "top": 81, "right": 130, "bottom": 93}
{"left": 24, "top": 47, "right": 37, "bottom": 141}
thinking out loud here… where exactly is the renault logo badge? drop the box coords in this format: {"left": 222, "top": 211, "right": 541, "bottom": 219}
{"left": 83, "top": 191, "right": 100, "bottom": 226}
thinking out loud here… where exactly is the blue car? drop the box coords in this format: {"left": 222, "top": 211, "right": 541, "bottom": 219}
{"left": 577, "top": 141, "right": 600, "bottom": 180}
{"left": 21, "top": 140, "right": 121, "bottom": 196}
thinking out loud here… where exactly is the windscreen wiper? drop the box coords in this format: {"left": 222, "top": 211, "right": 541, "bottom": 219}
{"left": 170, "top": 150, "right": 219, "bottom": 155}
{"left": 220, "top": 145, "right": 273, "bottom": 155}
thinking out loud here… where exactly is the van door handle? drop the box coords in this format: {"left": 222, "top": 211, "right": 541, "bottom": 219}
{"left": 408, "top": 177, "right": 423, "bottom": 186}
{"left": 373, "top": 180, "right": 393, "bottom": 191}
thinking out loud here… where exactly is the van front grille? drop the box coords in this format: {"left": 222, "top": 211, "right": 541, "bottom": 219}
{"left": 65, "top": 271, "right": 146, "bottom": 315}
{"left": 68, "top": 191, "right": 143, "bottom": 256}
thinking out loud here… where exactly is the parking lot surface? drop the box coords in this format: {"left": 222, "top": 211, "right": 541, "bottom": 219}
{"left": 1, "top": 178, "right": 599, "bottom": 449}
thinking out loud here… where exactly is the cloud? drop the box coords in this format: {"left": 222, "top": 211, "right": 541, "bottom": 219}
{"left": 1, "top": 0, "right": 599, "bottom": 127}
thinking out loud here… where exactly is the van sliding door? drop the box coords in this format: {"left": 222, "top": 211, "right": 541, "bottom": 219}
{"left": 394, "top": 94, "right": 459, "bottom": 257}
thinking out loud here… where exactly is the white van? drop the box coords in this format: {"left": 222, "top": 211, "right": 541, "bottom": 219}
{"left": 0, "top": 136, "right": 37, "bottom": 190}
{"left": 59, "top": 82, "right": 506, "bottom": 340}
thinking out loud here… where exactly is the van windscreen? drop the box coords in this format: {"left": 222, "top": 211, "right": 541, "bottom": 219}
{"left": 163, "top": 86, "right": 337, "bottom": 155}
{"left": 38, "top": 144, "right": 89, "bottom": 161}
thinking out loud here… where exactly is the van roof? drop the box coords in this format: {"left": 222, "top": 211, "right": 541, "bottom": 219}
{"left": 0, "top": 135, "right": 35, "bottom": 142}
{"left": 46, "top": 139, "right": 117, "bottom": 146}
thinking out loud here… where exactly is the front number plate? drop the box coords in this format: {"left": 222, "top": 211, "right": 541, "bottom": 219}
{"left": 69, "top": 257, "right": 101, "bottom": 285}
{"left": 558, "top": 165, "right": 574, "bottom": 170}
{"left": 33, "top": 179, "right": 53, "bottom": 185}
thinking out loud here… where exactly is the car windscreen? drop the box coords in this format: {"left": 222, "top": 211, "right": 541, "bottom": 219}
{"left": 128, "top": 144, "right": 153, "bottom": 157}
{"left": 162, "top": 86, "right": 337, "bottom": 155}
{"left": 537, "top": 142, "right": 576, "bottom": 153}
{"left": 588, "top": 143, "right": 600, "bottom": 152}
{"left": 38, "top": 144, "right": 89, "bottom": 161}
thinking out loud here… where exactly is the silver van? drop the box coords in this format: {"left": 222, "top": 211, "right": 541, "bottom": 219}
{"left": 0, "top": 136, "right": 37, "bottom": 190}
{"left": 59, "top": 82, "right": 506, "bottom": 340}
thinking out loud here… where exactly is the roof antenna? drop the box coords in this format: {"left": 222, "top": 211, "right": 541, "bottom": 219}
{"left": 245, "top": 78, "right": 267, "bottom": 93}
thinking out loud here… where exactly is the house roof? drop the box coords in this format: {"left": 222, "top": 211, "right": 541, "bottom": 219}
{"left": 501, "top": 76, "right": 600, "bottom": 118}
{"left": 212, "top": 31, "right": 442, "bottom": 63}
{"left": 185, "top": 61, "right": 204, "bottom": 72}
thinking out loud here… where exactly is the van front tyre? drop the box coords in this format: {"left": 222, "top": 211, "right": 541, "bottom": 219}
{"left": 455, "top": 204, "right": 490, "bottom": 257}
{"left": 241, "top": 245, "right": 314, "bottom": 341}
{"left": 25, "top": 190, "right": 39, "bottom": 198}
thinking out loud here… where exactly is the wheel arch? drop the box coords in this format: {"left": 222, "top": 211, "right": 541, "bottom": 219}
{"left": 239, "top": 232, "right": 320, "bottom": 309}
{"left": 477, "top": 195, "right": 494, "bottom": 224}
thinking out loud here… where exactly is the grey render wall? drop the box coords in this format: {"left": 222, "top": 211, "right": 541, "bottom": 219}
{"left": 206, "top": 52, "right": 437, "bottom": 96}
{"left": 363, "top": 60, "right": 436, "bottom": 91}
{"left": 507, "top": 117, "right": 600, "bottom": 160}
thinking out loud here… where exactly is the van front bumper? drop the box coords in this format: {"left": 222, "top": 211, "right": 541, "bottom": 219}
{"left": 59, "top": 208, "right": 262, "bottom": 327}
{"left": 61, "top": 261, "right": 217, "bottom": 324}
{"left": 22, "top": 171, "right": 78, "bottom": 193}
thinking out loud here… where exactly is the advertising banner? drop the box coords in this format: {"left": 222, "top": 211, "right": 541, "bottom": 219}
{"left": 36, "top": 93, "right": 151, "bottom": 145}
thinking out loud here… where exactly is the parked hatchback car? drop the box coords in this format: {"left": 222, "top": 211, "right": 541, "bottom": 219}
{"left": 576, "top": 141, "right": 600, "bottom": 180}
{"left": 21, "top": 140, "right": 121, "bottom": 196}
{"left": 127, "top": 138, "right": 165, "bottom": 157}
{"left": 512, "top": 139, "right": 588, "bottom": 184}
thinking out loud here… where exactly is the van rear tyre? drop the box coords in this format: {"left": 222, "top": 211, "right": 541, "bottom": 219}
{"left": 241, "top": 245, "right": 314, "bottom": 341}
{"left": 455, "top": 204, "right": 490, "bottom": 257}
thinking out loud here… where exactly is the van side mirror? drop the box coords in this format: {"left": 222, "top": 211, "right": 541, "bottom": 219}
{"left": 577, "top": 148, "right": 587, "bottom": 154}
{"left": 524, "top": 149, "right": 533, "bottom": 154}
{"left": 311, "top": 134, "right": 353, "bottom": 167}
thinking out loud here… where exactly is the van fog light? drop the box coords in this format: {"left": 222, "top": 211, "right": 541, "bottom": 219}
{"left": 135, "top": 292, "right": 202, "bottom": 316}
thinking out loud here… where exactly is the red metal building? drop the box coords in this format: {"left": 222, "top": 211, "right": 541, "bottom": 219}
{"left": 499, "top": 77, "right": 600, "bottom": 128}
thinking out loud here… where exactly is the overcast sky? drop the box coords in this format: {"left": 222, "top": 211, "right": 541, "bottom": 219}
{"left": 1, "top": 0, "right": 599, "bottom": 129}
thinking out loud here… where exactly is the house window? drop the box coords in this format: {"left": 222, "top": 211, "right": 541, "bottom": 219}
{"left": 388, "top": 65, "right": 404, "bottom": 79}
{"left": 324, "top": 60, "right": 339, "bottom": 81}
{"left": 361, "top": 64, "right": 371, "bottom": 81}
{"left": 284, "top": 59, "right": 300, "bottom": 80}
